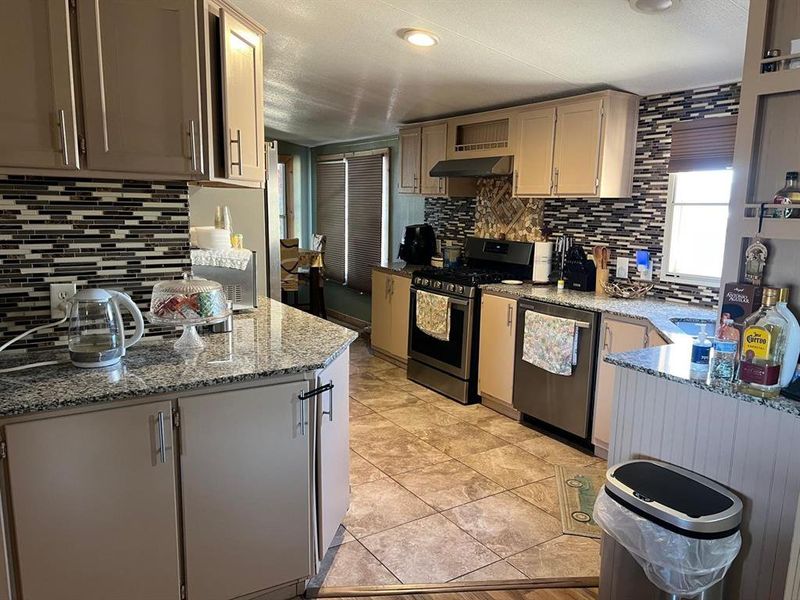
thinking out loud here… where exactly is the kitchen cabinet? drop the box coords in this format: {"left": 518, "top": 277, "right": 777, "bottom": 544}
{"left": 478, "top": 293, "right": 517, "bottom": 408}
{"left": 420, "top": 123, "right": 448, "bottom": 195}
{"left": 552, "top": 99, "right": 604, "bottom": 196}
{"left": 399, "top": 127, "right": 422, "bottom": 193}
{"left": 315, "top": 350, "right": 350, "bottom": 561}
{"left": 446, "top": 110, "right": 514, "bottom": 159}
{"left": 513, "top": 107, "right": 556, "bottom": 197}
{"left": 371, "top": 270, "right": 411, "bottom": 363}
{"left": 218, "top": 5, "right": 265, "bottom": 184}
{"left": 6, "top": 401, "right": 183, "bottom": 600}
{"left": 179, "top": 380, "right": 312, "bottom": 600}
{"left": 0, "top": 0, "right": 80, "bottom": 171}
{"left": 593, "top": 316, "right": 654, "bottom": 451}
{"left": 77, "top": 0, "right": 203, "bottom": 176}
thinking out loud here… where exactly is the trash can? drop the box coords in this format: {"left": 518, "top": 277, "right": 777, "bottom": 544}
{"left": 593, "top": 459, "right": 743, "bottom": 600}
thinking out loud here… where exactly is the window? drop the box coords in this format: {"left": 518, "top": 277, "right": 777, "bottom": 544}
{"left": 315, "top": 150, "right": 389, "bottom": 292}
{"left": 662, "top": 169, "right": 733, "bottom": 287}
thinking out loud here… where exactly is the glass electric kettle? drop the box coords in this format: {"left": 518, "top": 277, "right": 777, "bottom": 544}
{"left": 67, "top": 289, "right": 145, "bottom": 368}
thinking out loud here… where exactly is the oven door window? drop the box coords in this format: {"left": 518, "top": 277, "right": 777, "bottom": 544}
{"left": 410, "top": 292, "right": 468, "bottom": 373}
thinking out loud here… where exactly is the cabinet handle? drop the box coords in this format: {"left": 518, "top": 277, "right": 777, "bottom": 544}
{"left": 390, "top": 277, "right": 395, "bottom": 296}
{"left": 298, "top": 396, "right": 307, "bottom": 436}
{"left": 643, "top": 330, "right": 650, "bottom": 348}
{"left": 604, "top": 325, "right": 612, "bottom": 354}
{"left": 156, "top": 411, "right": 167, "bottom": 464}
{"left": 507, "top": 304, "right": 513, "bottom": 327}
{"left": 230, "top": 129, "right": 243, "bottom": 176}
{"left": 57, "top": 109, "right": 69, "bottom": 166}
{"left": 553, "top": 167, "right": 559, "bottom": 194}
{"left": 322, "top": 383, "right": 334, "bottom": 422}
{"left": 513, "top": 169, "right": 518, "bottom": 195}
{"left": 188, "top": 120, "right": 198, "bottom": 172}
{"left": 298, "top": 382, "right": 336, "bottom": 428}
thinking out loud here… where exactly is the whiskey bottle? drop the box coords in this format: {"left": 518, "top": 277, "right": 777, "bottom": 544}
{"left": 738, "top": 287, "right": 788, "bottom": 398}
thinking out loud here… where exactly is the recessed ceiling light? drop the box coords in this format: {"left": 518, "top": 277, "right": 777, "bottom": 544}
{"left": 400, "top": 29, "right": 439, "bottom": 47}
{"left": 628, "top": 0, "right": 679, "bottom": 14}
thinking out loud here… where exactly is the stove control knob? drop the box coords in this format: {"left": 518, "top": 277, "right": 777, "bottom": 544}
{"left": 413, "top": 277, "right": 420, "bottom": 285}
{"left": 421, "top": 278, "right": 429, "bottom": 286}
{"left": 446, "top": 283, "right": 455, "bottom": 292}
{"left": 433, "top": 281, "right": 442, "bottom": 289}
{"left": 456, "top": 285, "right": 464, "bottom": 294}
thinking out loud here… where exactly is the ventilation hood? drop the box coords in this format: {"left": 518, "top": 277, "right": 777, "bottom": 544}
{"left": 429, "top": 156, "right": 512, "bottom": 178}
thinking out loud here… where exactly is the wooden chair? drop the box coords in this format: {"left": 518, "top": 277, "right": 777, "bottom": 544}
{"left": 300, "top": 234, "right": 327, "bottom": 318}
{"left": 280, "top": 238, "right": 300, "bottom": 306}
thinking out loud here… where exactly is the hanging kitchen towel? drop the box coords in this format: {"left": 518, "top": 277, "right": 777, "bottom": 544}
{"left": 522, "top": 311, "right": 579, "bottom": 376}
{"left": 415, "top": 290, "right": 451, "bottom": 341}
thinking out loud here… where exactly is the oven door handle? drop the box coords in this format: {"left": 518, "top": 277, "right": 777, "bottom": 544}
{"left": 411, "top": 288, "right": 469, "bottom": 307}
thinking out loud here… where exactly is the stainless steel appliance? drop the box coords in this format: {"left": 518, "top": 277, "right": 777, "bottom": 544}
{"left": 398, "top": 224, "right": 437, "bottom": 265}
{"left": 408, "top": 237, "right": 534, "bottom": 404}
{"left": 191, "top": 250, "right": 258, "bottom": 310}
{"left": 68, "top": 288, "right": 145, "bottom": 368}
{"left": 513, "top": 298, "right": 599, "bottom": 442}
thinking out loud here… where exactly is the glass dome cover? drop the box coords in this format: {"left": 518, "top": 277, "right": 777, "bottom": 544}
{"left": 149, "top": 272, "right": 230, "bottom": 323}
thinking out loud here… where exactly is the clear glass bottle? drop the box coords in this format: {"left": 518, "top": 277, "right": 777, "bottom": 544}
{"left": 773, "top": 171, "right": 800, "bottom": 219}
{"left": 710, "top": 317, "right": 739, "bottom": 384}
{"left": 737, "top": 287, "right": 788, "bottom": 397}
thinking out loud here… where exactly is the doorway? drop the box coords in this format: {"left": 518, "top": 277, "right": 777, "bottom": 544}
{"left": 278, "top": 154, "right": 296, "bottom": 239}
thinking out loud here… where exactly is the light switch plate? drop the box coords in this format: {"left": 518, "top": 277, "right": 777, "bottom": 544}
{"left": 615, "top": 257, "right": 630, "bottom": 279}
{"left": 50, "top": 283, "right": 77, "bottom": 319}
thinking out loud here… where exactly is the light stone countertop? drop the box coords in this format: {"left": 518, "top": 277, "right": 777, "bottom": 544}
{"left": 0, "top": 298, "right": 357, "bottom": 419}
{"left": 371, "top": 261, "right": 421, "bottom": 278}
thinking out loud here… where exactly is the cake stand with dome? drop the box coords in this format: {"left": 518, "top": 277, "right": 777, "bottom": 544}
{"left": 147, "top": 273, "right": 232, "bottom": 352}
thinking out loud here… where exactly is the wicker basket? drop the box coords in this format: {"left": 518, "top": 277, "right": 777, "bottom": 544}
{"left": 602, "top": 281, "right": 653, "bottom": 299}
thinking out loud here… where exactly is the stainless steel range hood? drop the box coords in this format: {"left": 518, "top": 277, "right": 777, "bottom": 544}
{"left": 429, "top": 156, "right": 512, "bottom": 178}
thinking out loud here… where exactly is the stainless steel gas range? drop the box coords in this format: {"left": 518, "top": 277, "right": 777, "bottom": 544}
{"left": 407, "top": 237, "right": 534, "bottom": 404}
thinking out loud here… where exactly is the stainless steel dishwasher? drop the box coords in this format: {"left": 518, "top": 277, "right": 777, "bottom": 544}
{"left": 513, "top": 298, "right": 600, "bottom": 442}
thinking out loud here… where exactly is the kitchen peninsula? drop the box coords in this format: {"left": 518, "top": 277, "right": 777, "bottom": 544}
{"left": 0, "top": 300, "right": 356, "bottom": 600}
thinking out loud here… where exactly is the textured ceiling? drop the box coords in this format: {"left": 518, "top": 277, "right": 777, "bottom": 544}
{"left": 233, "top": 0, "right": 749, "bottom": 147}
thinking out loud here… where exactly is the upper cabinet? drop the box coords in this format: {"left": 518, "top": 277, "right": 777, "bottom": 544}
{"left": 446, "top": 111, "right": 513, "bottom": 159}
{"left": 0, "top": 0, "right": 266, "bottom": 187}
{"left": 77, "top": 0, "right": 203, "bottom": 176}
{"left": 420, "top": 123, "right": 447, "bottom": 195}
{"left": 399, "top": 127, "right": 421, "bottom": 193}
{"left": 0, "top": 0, "right": 80, "bottom": 171}
{"left": 513, "top": 107, "right": 556, "bottom": 197}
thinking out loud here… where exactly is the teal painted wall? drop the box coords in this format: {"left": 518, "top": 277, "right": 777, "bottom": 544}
{"left": 274, "top": 139, "right": 313, "bottom": 247}
{"left": 309, "top": 135, "right": 426, "bottom": 322}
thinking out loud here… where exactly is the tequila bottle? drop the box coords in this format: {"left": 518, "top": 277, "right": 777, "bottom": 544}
{"left": 738, "top": 287, "right": 788, "bottom": 398}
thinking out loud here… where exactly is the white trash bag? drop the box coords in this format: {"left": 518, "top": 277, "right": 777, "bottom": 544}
{"left": 593, "top": 488, "right": 741, "bottom": 597}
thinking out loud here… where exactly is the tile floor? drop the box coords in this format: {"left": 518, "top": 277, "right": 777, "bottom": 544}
{"left": 309, "top": 339, "right": 605, "bottom": 589}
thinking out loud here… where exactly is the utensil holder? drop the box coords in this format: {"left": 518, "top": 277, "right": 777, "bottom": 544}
{"left": 596, "top": 268, "right": 610, "bottom": 295}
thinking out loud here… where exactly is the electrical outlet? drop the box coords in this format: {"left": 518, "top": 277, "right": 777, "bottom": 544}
{"left": 50, "top": 283, "right": 77, "bottom": 319}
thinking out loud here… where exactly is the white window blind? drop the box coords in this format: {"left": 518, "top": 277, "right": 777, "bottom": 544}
{"left": 315, "top": 150, "right": 388, "bottom": 292}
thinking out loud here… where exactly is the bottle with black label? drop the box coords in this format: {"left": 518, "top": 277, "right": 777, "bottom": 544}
{"left": 737, "top": 287, "right": 788, "bottom": 398}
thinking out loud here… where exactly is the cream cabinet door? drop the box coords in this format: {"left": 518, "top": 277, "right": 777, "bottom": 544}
{"left": 220, "top": 7, "right": 264, "bottom": 183}
{"left": 592, "top": 317, "right": 648, "bottom": 449}
{"left": 389, "top": 275, "right": 411, "bottom": 360}
{"left": 478, "top": 294, "right": 517, "bottom": 405}
{"left": 371, "top": 270, "right": 393, "bottom": 354}
{"left": 0, "top": 0, "right": 79, "bottom": 170}
{"left": 77, "top": 0, "right": 202, "bottom": 175}
{"left": 399, "top": 127, "right": 421, "bottom": 193}
{"left": 315, "top": 349, "right": 350, "bottom": 561}
{"left": 553, "top": 99, "right": 603, "bottom": 197}
{"left": 6, "top": 402, "right": 182, "bottom": 600}
{"left": 513, "top": 107, "right": 556, "bottom": 197}
{"left": 420, "top": 123, "right": 447, "bottom": 196}
{"left": 180, "top": 381, "right": 311, "bottom": 600}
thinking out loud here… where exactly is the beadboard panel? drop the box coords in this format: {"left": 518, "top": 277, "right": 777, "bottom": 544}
{"left": 0, "top": 175, "right": 191, "bottom": 350}
{"left": 601, "top": 369, "right": 800, "bottom": 600}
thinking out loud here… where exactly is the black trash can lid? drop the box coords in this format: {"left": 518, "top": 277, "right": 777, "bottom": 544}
{"left": 605, "top": 460, "right": 743, "bottom": 539}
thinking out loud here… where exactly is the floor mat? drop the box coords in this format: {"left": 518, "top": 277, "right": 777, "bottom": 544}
{"left": 555, "top": 465, "right": 605, "bottom": 539}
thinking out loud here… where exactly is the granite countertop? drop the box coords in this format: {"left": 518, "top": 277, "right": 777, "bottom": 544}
{"left": 372, "top": 261, "right": 422, "bottom": 278}
{"left": 0, "top": 298, "right": 358, "bottom": 419}
{"left": 482, "top": 283, "right": 800, "bottom": 415}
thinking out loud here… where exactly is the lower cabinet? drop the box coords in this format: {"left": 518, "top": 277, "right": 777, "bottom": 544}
{"left": 593, "top": 316, "right": 659, "bottom": 450}
{"left": 6, "top": 401, "right": 183, "bottom": 600}
{"left": 371, "top": 270, "right": 411, "bottom": 363}
{"left": 478, "top": 293, "right": 517, "bottom": 407}
{"left": 179, "top": 381, "right": 312, "bottom": 600}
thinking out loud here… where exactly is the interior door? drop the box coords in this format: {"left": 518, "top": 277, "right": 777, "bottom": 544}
{"left": 553, "top": 99, "right": 603, "bottom": 196}
{"left": 6, "top": 402, "right": 182, "bottom": 600}
{"left": 220, "top": 7, "right": 264, "bottom": 183}
{"left": 399, "top": 127, "right": 421, "bottom": 193}
{"left": 371, "top": 270, "right": 392, "bottom": 354}
{"left": 179, "top": 382, "right": 312, "bottom": 600}
{"left": 592, "top": 318, "right": 648, "bottom": 449}
{"left": 0, "top": 0, "right": 79, "bottom": 170}
{"left": 316, "top": 349, "right": 350, "bottom": 560}
{"left": 77, "top": 0, "right": 202, "bottom": 175}
{"left": 478, "top": 294, "right": 517, "bottom": 405}
{"left": 420, "top": 123, "right": 447, "bottom": 195}
{"left": 514, "top": 107, "right": 556, "bottom": 197}
{"left": 389, "top": 275, "right": 412, "bottom": 359}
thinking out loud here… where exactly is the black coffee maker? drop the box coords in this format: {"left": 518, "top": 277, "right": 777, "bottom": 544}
{"left": 398, "top": 224, "right": 436, "bottom": 265}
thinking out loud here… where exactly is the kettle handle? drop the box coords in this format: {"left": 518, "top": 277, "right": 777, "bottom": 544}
{"left": 110, "top": 291, "right": 145, "bottom": 349}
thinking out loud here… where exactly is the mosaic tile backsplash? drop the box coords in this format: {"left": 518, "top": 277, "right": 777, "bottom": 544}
{"left": 426, "top": 82, "right": 741, "bottom": 306}
{"left": 0, "top": 176, "right": 191, "bottom": 350}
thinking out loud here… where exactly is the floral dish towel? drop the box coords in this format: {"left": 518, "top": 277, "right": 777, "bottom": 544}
{"left": 415, "top": 290, "right": 451, "bottom": 341}
{"left": 522, "top": 311, "right": 578, "bottom": 376}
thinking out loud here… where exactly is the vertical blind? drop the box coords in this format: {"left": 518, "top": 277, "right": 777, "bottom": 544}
{"left": 315, "top": 161, "right": 346, "bottom": 282}
{"left": 668, "top": 116, "right": 738, "bottom": 172}
{"left": 315, "top": 152, "right": 386, "bottom": 293}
